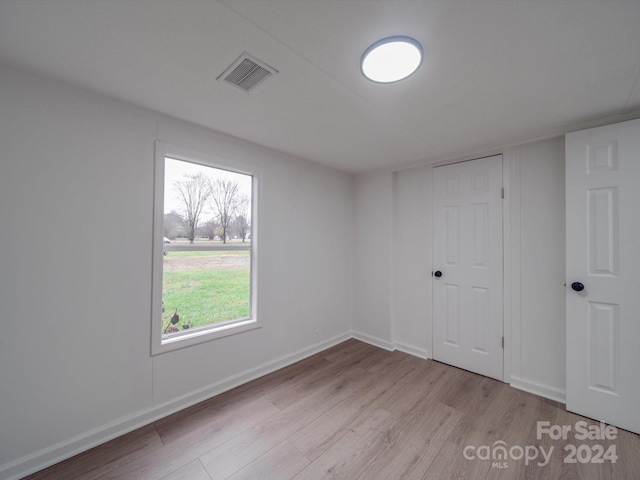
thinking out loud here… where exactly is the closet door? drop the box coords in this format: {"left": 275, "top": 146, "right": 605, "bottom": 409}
{"left": 566, "top": 118, "right": 640, "bottom": 434}
{"left": 432, "top": 155, "right": 503, "bottom": 381}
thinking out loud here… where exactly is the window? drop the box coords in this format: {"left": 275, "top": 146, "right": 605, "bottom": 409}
{"left": 152, "top": 142, "right": 258, "bottom": 354}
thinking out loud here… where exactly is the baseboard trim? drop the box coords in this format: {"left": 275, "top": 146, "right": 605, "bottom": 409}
{"left": 1, "top": 332, "right": 352, "bottom": 480}
{"left": 351, "top": 332, "right": 430, "bottom": 360}
{"left": 351, "top": 331, "right": 395, "bottom": 351}
{"left": 510, "top": 375, "right": 566, "bottom": 404}
{"left": 394, "top": 341, "right": 430, "bottom": 359}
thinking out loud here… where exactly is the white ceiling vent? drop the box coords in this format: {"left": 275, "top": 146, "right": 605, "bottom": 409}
{"left": 217, "top": 52, "right": 278, "bottom": 93}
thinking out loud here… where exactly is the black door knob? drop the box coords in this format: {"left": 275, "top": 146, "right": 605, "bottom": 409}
{"left": 571, "top": 282, "right": 585, "bottom": 292}
{"left": 434, "top": 270, "right": 443, "bottom": 278}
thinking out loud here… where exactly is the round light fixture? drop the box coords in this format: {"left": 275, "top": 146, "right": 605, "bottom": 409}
{"left": 361, "top": 36, "right": 423, "bottom": 83}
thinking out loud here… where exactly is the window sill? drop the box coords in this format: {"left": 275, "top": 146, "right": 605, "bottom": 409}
{"left": 151, "top": 318, "right": 261, "bottom": 356}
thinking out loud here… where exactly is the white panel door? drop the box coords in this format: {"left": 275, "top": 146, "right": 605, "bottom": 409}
{"left": 432, "top": 155, "right": 503, "bottom": 381}
{"left": 566, "top": 118, "right": 640, "bottom": 434}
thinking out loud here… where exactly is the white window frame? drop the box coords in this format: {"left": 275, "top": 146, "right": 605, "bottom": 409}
{"left": 151, "top": 142, "right": 260, "bottom": 355}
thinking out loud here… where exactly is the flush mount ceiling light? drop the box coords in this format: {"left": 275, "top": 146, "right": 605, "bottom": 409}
{"left": 361, "top": 36, "right": 423, "bottom": 83}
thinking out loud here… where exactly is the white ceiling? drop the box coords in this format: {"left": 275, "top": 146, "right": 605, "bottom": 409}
{"left": 1, "top": 0, "right": 640, "bottom": 173}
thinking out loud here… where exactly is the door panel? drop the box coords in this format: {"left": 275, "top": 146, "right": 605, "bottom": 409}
{"left": 588, "top": 302, "right": 617, "bottom": 393}
{"left": 472, "top": 202, "right": 489, "bottom": 267}
{"left": 444, "top": 284, "right": 460, "bottom": 346}
{"left": 588, "top": 187, "right": 618, "bottom": 276}
{"left": 566, "top": 118, "right": 640, "bottom": 434}
{"left": 433, "top": 155, "right": 503, "bottom": 381}
{"left": 445, "top": 205, "right": 460, "bottom": 266}
{"left": 472, "top": 286, "right": 489, "bottom": 353}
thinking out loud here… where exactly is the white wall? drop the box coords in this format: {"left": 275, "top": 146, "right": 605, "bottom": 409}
{"left": 509, "top": 137, "right": 566, "bottom": 401}
{"left": 0, "top": 65, "right": 354, "bottom": 478}
{"left": 393, "top": 167, "right": 431, "bottom": 358}
{"left": 354, "top": 137, "right": 567, "bottom": 400}
{"left": 352, "top": 171, "right": 393, "bottom": 348}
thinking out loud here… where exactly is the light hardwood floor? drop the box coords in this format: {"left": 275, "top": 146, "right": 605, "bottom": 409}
{"left": 23, "top": 339, "right": 640, "bottom": 479}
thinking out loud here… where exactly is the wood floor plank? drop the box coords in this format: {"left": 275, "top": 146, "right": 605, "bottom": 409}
{"left": 264, "top": 354, "right": 373, "bottom": 410}
{"left": 483, "top": 391, "right": 572, "bottom": 480}
{"left": 225, "top": 441, "right": 309, "bottom": 480}
{"left": 380, "top": 359, "right": 452, "bottom": 416}
{"left": 355, "top": 401, "right": 462, "bottom": 480}
{"left": 434, "top": 364, "right": 506, "bottom": 418}
{"left": 156, "top": 395, "right": 280, "bottom": 448}
{"left": 199, "top": 366, "right": 373, "bottom": 479}
{"left": 21, "top": 424, "right": 163, "bottom": 480}
{"left": 156, "top": 391, "right": 277, "bottom": 446}
{"left": 227, "top": 355, "right": 334, "bottom": 408}
{"left": 159, "top": 459, "right": 211, "bottom": 480}
{"left": 320, "top": 338, "right": 372, "bottom": 363}
{"left": 421, "top": 384, "right": 531, "bottom": 479}
{"left": 362, "top": 349, "right": 415, "bottom": 375}
{"left": 439, "top": 379, "right": 522, "bottom": 451}
{"left": 421, "top": 438, "right": 493, "bottom": 480}
{"left": 291, "top": 409, "right": 396, "bottom": 480}
{"left": 288, "top": 356, "right": 428, "bottom": 460}
{"left": 93, "top": 397, "right": 279, "bottom": 480}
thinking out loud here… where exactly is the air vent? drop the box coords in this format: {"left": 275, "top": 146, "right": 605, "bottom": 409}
{"left": 217, "top": 52, "right": 278, "bottom": 93}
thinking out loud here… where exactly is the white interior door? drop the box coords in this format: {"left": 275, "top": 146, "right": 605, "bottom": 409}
{"left": 432, "top": 155, "right": 503, "bottom": 381}
{"left": 566, "top": 119, "right": 640, "bottom": 434}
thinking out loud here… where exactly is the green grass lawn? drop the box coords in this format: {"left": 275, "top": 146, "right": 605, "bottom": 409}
{"left": 168, "top": 250, "right": 250, "bottom": 257}
{"left": 162, "top": 252, "right": 250, "bottom": 333}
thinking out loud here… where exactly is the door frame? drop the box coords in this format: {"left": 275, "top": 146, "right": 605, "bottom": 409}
{"left": 428, "top": 152, "right": 513, "bottom": 383}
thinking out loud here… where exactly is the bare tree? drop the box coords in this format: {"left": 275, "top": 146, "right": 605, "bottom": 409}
{"left": 209, "top": 178, "right": 240, "bottom": 244}
{"left": 199, "top": 218, "right": 219, "bottom": 241}
{"left": 174, "top": 172, "right": 210, "bottom": 244}
{"left": 233, "top": 195, "right": 251, "bottom": 242}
